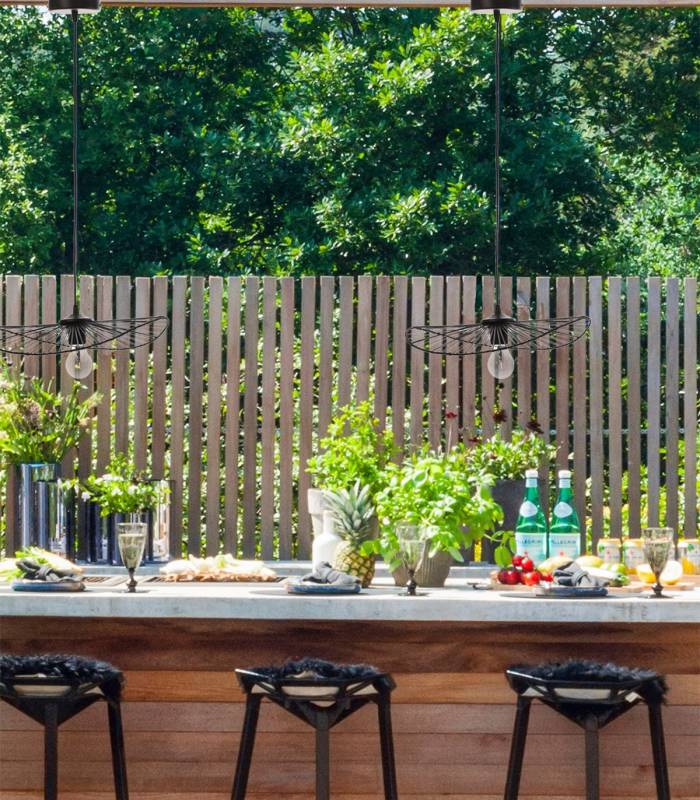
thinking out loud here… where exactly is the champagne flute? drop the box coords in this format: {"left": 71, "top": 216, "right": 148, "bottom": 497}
{"left": 396, "top": 523, "right": 431, "bottom": 597}
{"left": 117, "top": 527, "right": 147, "bottom": 593}
{"left": 642, "top": 527, "right": 674, "bottom": 599}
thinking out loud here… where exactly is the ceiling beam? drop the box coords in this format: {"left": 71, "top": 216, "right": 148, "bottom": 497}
{"left": 0, "top": 0, "right": 696, "bottom": 7}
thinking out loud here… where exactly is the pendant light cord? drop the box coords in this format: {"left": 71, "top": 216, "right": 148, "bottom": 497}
{"left": 71, "top": 10, "right": 80, "bottom": 316}
{"left": 494, "top": 9, "right": 502, "bottom": 314}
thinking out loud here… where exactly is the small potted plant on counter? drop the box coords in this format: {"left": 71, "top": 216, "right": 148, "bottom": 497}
{"left": 70, "top": 454, "right": 169, "bottom": 564}
{"left": 366, "top": 447, "right": 503, "bottom": 587}
{"left": 0, "top": 368, "right": 98, "bottom": 554}
{"left": 306, "top": 401, "right": 395, "bottom": 537}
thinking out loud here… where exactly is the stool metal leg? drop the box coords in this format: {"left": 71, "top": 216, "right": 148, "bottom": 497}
{"left": 315, "top": 718, "right": 331, "bottom": 800}
{"left": 231, "top": 695, "right": 262, "bottom": 800}
{"left": 504, "top": 696, "right": 531, "bottom": 800}
{"left": 377, "top": 696, "right": 399, "bottom": 800}
{"left": 584, "top": 715, "right": 600, "bottom": 800}
{"left": 44, "top": 703, "right": 59, "bottom": 800}
{"left": 107, "top": 701, "right": 129, "bottom": 800}
{"left": 648, "top": 702, "right": 671, "bottom": 800}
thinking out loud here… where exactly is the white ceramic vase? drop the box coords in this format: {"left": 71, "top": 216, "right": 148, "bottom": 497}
{"left": 311, "top": 510, "right": 343, "bottom": 568}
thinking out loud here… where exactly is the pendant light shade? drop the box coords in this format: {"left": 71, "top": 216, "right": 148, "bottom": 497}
{"left": 0, "top": 1, "right": 167, "bottom": 374}
{"left": 408, "top": 8, "right": 589, "bottom": 379}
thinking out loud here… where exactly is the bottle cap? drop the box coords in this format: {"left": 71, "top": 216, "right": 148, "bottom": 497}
{"left": 525, "top": 469, "right": 539, "bottom": 479}
{"left": 558, "top": 470, "right": 572, "bottom": 479}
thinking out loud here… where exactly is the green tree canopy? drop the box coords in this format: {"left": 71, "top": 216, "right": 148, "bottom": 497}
{"left": 0, "top": 7, "right": 697, "bottom": 277}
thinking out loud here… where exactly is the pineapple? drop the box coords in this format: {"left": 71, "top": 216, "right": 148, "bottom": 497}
{"left": 323, "top": 482, "right": 376, "bottom": 588}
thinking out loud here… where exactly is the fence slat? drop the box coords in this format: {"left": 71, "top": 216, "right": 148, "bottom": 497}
{"left": 356, "top": 275, "right": 372, "bottom": 404}
{"left": 572, "top": 277, "right": 587, "bottom": 547}
{"left": 278, "top": 277, "right": 295, "bottom": 559}
{"left": 318, "top": 276, "right": 334, "bottom": 440}
{"left": 445, "top": 276, "right": 460, "bottom": 448}
{"left": 607, "top": 277, "right": 622, "bottom": 538}
{"left": 664, "top": 278, "right": 680, "bottom": 535}
{"left": 40, "top": 276, "right": 56, "bottom": 387}
{"left": 95, "top": 276, "right": 113, "bottom": 473}
{"left": 223, "top": 277, "right": 241, "bottom": 555}
{"left": 391, "top": 276, "right": 408, "bottom": 454}
{"left": 151, "top": 277, "right": 168, "bottom": 481}
{"left": 481, "top": 276, "right": 496, "bottom": 439}
{"left": 462, "top": 276, "right": 477, "bottom": 441}
{"left": 588, "top": 277, "right": 604, "bottom": 545}
{"left": 242, "top": 277, "right": 259, "bottom": 558}
{"left": 683, "top": 278, "right": 698, "bottom": 538}
{"left": 516, "top": 277, "right": 531, "bottom": 432}
{"left": 499, "top": 276, "right": 513, "bottom": 439}
{"left": 338, "top": 277, "right": 354, "bottom": 410}
{"left": 169, "top": 277, "right": 187, "bottom": 556}
{"left": 410, "top": 277, "right": 426, "bottom": 448}
{"left": 23, "top": 275, "right": 40, "bottom": 379}
{"left": 260, "top": 277, "right": 277, "bottom": 560}
{"left": 626, "top": 278, "right": 642, "bottom": 539}
{"left": 374, "top": 275, "right": 390, "bottom": 432}
{"left": 535, "top": 277, "right": 550, "bottom": 508}
{"left": 77, "top": 276, "right": 95, "bottom": 482}
{"left": 4, "top": 276, "right": 21, "bottom": 553}
{"left": 114, "top": 277, "right": 131, "bottom": 457}
{"left": 133, "top": 278, "right": 150, "bottom": 473}
{"left": 428, "top": 276, "right": 444, "bottom": 450}
{"left": 187, "top": 276, "right": 205, "bottom": 556}
{"left": 555, "top": 277, "right": 570, "bottom": 471}
{"left": 206, "top": 277, "right": 223, "bottom": 557}
{"left": 646, "top": 277, "right": 662, "bottom": 528}
{"left": 297, "top": 276, "right": 316, "bottom": 559}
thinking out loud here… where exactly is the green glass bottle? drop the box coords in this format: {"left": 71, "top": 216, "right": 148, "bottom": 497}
{"left": 515, "top": 469, "right": 548, "bottom": 564}
{"left": 548, "top": 470, "right": 581, "bottom": 560}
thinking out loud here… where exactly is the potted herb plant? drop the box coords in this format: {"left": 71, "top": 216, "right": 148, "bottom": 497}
{"left": 72, "top": 454, "right": 169, "bottom": 564}
{"left": 0, "top": 369, "right": 98, "bottom": 552}
{"left": 306, "top": 401, "right": 395, "bottom": 537}
{"left": 366, "top": 447, "right": 503, "bottom": 587}
{"left": 464, "top": 422, "right": 555, "bottom": 560}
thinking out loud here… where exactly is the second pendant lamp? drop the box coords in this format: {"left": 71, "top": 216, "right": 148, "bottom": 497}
{"left": 408, "top": 0, "right": 589, "bottom": 380}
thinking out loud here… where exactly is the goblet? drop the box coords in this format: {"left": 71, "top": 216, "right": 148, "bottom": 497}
{"left": 396, "top": 523, "right": 431, "bottom": 597}
{"left": 642, "top": 527, "right": 674, "bottom": 599}
{"left": 117, "top": 525, "right": 147, "bottom": 593}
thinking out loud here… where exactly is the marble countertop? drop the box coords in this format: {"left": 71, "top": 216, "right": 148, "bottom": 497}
{"left": 1, "top": 577, "right": 699, "bottom": 623}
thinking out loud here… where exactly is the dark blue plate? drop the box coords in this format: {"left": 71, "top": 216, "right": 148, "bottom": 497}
{"left": 285, "top": 579, "right": 361, "bottom": 595}
{"left": 12, "top": 579, "right": 85, "bottom": 593}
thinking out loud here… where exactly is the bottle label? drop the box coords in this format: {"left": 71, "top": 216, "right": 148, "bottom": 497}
{"left": 553, "top": 501, "right": 573, "bottom": 517}
{"left": 549, "top": 533, "right": 580, "bottom": 560}
{"left": 519, "top": 501, "right": 538, "bottom": 518}
{"left": 515, "top": 532, "right": 547, "bottom": 565}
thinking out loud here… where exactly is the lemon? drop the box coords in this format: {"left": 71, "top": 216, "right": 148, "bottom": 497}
{"left": 636, "top": 560, "right": 683, "bottom": 586}
{"left": 576, "top": 555, "right": 603, "bottom": 569}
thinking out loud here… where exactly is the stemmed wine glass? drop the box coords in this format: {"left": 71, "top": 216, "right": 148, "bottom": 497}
{"left": 642, "top": 527, "right": 674, "bottom": 599}
{"left": 117, "top": 527, "right": 147, "bottom": 593}
{"left": 396, "top": 523, "right": 432, "bottom": 597}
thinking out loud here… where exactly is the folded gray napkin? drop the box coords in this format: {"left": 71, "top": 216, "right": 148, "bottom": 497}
{"left": 553, "top": 561, "right": 609, "bottom": 588}
{"left": 16, "top": 558, "right": 83, "bottom": 585}
{"left": 301, "top": 562, "right": 360, "bottom": 588}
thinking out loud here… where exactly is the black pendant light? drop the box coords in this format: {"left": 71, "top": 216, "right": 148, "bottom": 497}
{"left": 0, "top": 0, "right": 167, "bottom": 380}
{"left": 408, "top": 0, "right": 589, "bottom": 381}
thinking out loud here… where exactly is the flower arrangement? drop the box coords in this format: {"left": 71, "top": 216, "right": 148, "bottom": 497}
{"left": 0, "top": 368, "right": 98, "bottom": 465}
{"left": 307, "top": 401, "right": 396, "bottom": 497}
{"left": 365, "top": 446, "right": 503, "bottom": 566}
{"left": 70, "top": 454, "right": 167, "bottom": 516}
{"left": 464, "top": 423, "right": 556, "bottom": 481}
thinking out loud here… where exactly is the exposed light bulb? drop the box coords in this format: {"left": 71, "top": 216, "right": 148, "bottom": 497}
{"left": 487, "top": 347, "right": 514, "bottom": 380}
{"left": 65, "top": 349, "right": 93, "bottom": 380}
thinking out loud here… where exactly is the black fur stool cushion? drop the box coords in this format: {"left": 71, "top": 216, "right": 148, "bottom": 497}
{"left": 251, "top": 657, "right": 381, "bottom": 682}
{"left": 506, "top": 659, "right": 667, "bottom": 727}
{"left": 0, "top": 654, "right": 124, "bottom": 701}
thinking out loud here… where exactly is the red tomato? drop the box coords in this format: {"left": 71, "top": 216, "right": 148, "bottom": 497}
{"left": 540, "top": 573, "right": 554, "bottom": 583}
{"left": 521, "top": 570, "right": 541, "bottom": 586}
{"left": 511, "top": 555, "right": 523, "bottom": 567}
{"left": 504, "top": 568, "right": 521, "bottom": 585}
{"left": 497, "top": 569, "right": 510, "bottom": 585}
{"left": 520, "top": 557, "right": 534, "bottom": 572}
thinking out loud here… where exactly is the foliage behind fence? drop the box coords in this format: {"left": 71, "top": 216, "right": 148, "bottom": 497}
{"left": 1, "top": 274, "right": 697, "bottom": 558}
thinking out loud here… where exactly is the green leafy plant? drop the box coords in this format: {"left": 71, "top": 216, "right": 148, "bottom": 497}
{"left": 0, "top": 368, "right": 98, "bottom": 465}
{"left": 307, "top": 401, "right": 396, "bottom": 497}
{"left": 464, "top": 427, "right": 556, "bottom": 481}
{"left": 365, "top": 446, "right": 503, "bottom": 566}
{"left": 70, "top": 454, "right": 167, "bottom": 516}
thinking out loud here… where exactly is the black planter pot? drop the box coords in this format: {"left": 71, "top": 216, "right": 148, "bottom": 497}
{"left": 482, "top": 478, "right": 525, "bottom": 562}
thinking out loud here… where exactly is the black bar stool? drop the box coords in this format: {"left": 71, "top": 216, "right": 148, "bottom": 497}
{"left": 231, "top": 657, "right": 398, "bottom": 800}
{"left": 0, "top": 654, "right": 128, "bottom": 800}
{"left": 503, "top": 659, "right": 670, "bottom": 800}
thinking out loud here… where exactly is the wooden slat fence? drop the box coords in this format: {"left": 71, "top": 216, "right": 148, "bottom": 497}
{"left": 0, "top": 275, "right": 697, "bottom": 559}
